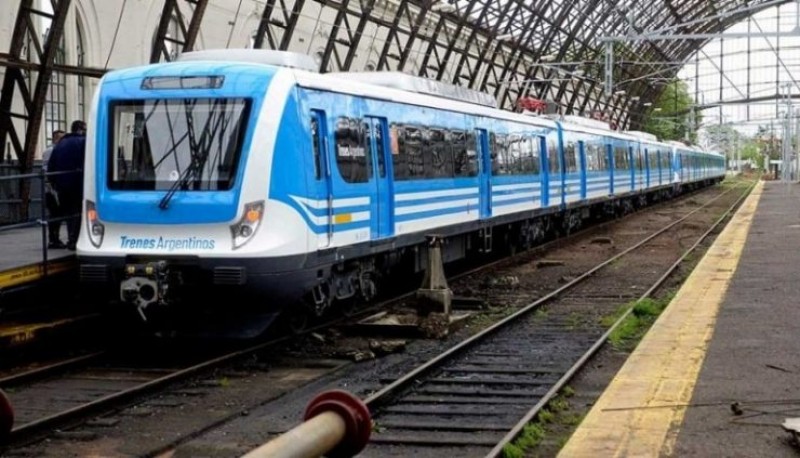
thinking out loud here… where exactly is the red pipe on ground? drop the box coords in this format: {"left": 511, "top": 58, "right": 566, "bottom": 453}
{"left": 241, "top": 390, "right": 371, "bottom": 458}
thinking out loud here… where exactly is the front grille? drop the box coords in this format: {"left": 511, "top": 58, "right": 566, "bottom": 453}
{"left": 213, "top": 266, "right": 246, "bottom": 285}
{"left": 80, "top": 264, "right": 109, "bottom": 283}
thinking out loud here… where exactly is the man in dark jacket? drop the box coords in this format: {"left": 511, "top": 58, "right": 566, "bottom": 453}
{"left": 42, "top": 129, "right": 66, "bottom": 248}
{"left": 47, "top": 120, "right": 86, "bottom": 250}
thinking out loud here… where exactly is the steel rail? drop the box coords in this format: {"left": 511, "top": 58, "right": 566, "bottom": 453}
{"left": 363, "top": 181, "right": 744, "bottom": 409}
{"left": 486, "top": 180, "right": 755, "bottom": 457}
{"left": 0, "top": 351, "right": 105, "bottom": 388}
{"left": 2, "top": 180, "right": 729, "bottom": 447}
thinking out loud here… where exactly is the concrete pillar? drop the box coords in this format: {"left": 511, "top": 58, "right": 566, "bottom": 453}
{"left": 416, "top": 235, "right": 452, "bottom": 315}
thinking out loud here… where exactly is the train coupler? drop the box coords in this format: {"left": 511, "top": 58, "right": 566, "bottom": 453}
{"left": 120, "top": 261, "right": 171, "bottom": 321}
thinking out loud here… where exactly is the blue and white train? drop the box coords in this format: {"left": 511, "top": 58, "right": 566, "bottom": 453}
{"left": 77, "top": 50, "right": 725, "bottom": 335}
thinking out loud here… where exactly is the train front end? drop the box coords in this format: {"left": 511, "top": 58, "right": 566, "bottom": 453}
{"left": 77, "top": 57, "right": 309, "bottom": 335}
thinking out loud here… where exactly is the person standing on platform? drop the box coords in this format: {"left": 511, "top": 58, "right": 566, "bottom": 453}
{"left": 47, "top": 121, "right": 87, "bottom": 251}
{"left": 42, "top": 129, "right": 66, "bottom": 249}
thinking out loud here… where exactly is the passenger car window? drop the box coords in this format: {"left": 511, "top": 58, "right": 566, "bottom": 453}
{"left": 564, "top": 142, "right": 578, "bottom": 173}
{"left": 335, "top": 117, "right": 371, "bottom": 183}
{"left": 548, "top": 140, "right": 560, "bottom": 174}
{"left": 310, "top": 115, "right": 322, "bottom": 180}
{"left": 614, "top": 147, "right": 629, "bottom": 170}
{"left": 392, "top": 123, "right": 424, "bottom": 180}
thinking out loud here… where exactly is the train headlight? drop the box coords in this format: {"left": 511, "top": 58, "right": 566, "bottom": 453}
{"left": 231, "top": 200, "right": 264, "bottom": 250}
{"left": 86, "top": 200, "right": 104, "bottom": 248}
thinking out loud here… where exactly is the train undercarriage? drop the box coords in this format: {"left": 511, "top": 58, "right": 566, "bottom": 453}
{"left": 80, "top": 179, "right": 721, "bottom": 339}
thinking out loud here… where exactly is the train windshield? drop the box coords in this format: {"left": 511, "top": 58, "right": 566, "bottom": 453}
{"left": 108, "top": 98, "right": 250, "bottom": 191}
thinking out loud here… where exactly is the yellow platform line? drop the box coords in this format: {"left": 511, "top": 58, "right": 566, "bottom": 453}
{"left": 0, "top": 257, "right": 76, "bottom": 290}
{"left": 558, "top": 180, "right": 764, "bottom": 458}
{"left": 0, "top": 314, "right": 100, "bottom": 347}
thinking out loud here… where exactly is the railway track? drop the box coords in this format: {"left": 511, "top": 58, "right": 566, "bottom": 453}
{"left": 0, "top": 182, "right": 737, "bottom": 451}
{"left": 360, "top": 181, "right": 753, "bottom": 458}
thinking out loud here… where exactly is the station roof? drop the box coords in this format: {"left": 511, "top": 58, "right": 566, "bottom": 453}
{"left": 429, "top": 0, "right": 790, "bottom": 128}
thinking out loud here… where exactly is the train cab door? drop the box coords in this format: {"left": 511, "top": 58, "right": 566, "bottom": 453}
{"left": 311, "top": 110, "right": 333, "bottom": 249}
{"left": 366, "top": 116, "right": 394, "bottom": 239}
{"left": 475, "top": 128, "right": 492, "bottom": 219}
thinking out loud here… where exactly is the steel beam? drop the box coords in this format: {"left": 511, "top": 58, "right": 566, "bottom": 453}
{"left": 0, "top": 0, "right": 71, "bottom": 222}
{"left": 0, "top": 0, "right": 71, "bottom": 171}
{"left": 253, "top": 0, "right": 280, "bottom": 49}
{"left": 150, "top": 0, "right": 209, "bottom": 63}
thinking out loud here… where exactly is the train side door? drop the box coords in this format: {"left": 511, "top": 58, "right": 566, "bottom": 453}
{"left": 607, "top": 144, "right": 614, "bottom": 195}
{"left": 366, "top": 116, "right": 394, "bottom": 239}
{"left": 578, "top": 141, "right": 587, "bottom": 199}
{"left": 475, "top": 128, "right": 492, "bottom": 218}
{"left": 311, "top": 110, "right": 333, "bottom": 248}
{"left": 628, "top": 146, "right": 635, "bottom": 191}
{"left": 656, "top": 150, "right": 662, "bottom": 186}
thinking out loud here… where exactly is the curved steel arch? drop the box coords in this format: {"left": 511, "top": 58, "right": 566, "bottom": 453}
{"left": 0, "top": 0, "right": 792, "bottom": 183}
{"left": 251, "top": 0, "right": 789, "bottom": 129}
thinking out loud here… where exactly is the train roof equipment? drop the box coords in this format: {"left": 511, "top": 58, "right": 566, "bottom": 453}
{"left": 331, "top": 71, "right": 498, "bottom": 109}
{"left": 667, "top": 140, "right": 691, "bottom": 148}
{"left": 558, "top": 115, "right": 613, "bottom": 132}
{"left": 624, "top": 130, "right": 660, "bottom": 142}
{"left": 177, "top": 49, "right": 320, "bottom": 72}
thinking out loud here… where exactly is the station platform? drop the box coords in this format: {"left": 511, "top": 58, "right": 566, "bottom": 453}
{"left": 0, "top": 226, "right": 75, "bottom": 291}
{"left": 559, "top": 180, "right": 800, "bottom": 457}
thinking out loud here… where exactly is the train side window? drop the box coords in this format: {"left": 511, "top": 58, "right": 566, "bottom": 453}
{"left": 548, "top": 140, "right": 560, "bottom": 174}
{"left": 489, "top": 132, "right": 498, "bottom": 173}
{"left": 465, "top": 130, "right": 478, "bottom": 177}
{"left": 390, "top": 124, "right": 405, "bottom": 180}
{"left": 586, "top": 144, "right": 605, "bottom": 171}
{"left": 522, "top": 136, "right": 541, "bottom": 175}
{"left": 335, "top": 117, "right": 371, "bottom": 183}
{"left": 451, "top": 129, "right": 471, "bottom": 177}
{"left": 564, "top": 142, "right": 578, "bottom": 173}
{"left": 425, "top": 127, "right": 452, "bottom": 178}
{"left": 614, "top": 146, "right": 629, "bottom": 170}
{"left": 392, "top": 123, "right": 424, "bottom": 180}
{"left": 585, "top": 144, "right": 595, "bottom": 171}
{"left": 361, "top": 121, "right": 372, "bottom": 168}
{"left": 373, "top": 120, "right": 386, "bottom": 178}
{"left": 508, "top": 134, "right": 524, "bottom": 174}
{"left": 530, "top": 136, "right": 542, "bottom": 174}
{"left": 635, "top": 150, "right": 645, "bottom": 171}
{"left": 310, "top": 114, "right": 322, "bottom": 180}
{"left": 597, "top": 144, "right": 609, "bottom": 170}
{"left": 494, "top": 134, "right": 510, "bottom": 175}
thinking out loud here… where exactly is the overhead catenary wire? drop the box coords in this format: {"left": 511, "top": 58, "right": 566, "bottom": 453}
{"left": 226, "top": 0, "right": 245, "bottom": 48}
{"left": 104, "top": 0, "right": 128, "bottom": 69}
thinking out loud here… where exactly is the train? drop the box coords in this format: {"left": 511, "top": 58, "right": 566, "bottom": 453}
{"left": 76, "top": 49, "right": 726, "bottom": 337}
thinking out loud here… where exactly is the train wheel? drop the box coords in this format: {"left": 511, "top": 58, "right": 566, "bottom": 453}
{"left": 280, "top": 308, "right": 310, "bottom": 335}
{"left": 339, "top": 300, "right": 360, "bottom": 318}
{"left": 291, "top": 311, "right": 310, "bottom": 334}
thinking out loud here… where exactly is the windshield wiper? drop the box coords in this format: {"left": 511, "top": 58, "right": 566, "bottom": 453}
{"left": 158, "top": 158, "right": 200, "bottom": 209}
{"left": 156, "top": 99, "right": 227, "bottom": 210}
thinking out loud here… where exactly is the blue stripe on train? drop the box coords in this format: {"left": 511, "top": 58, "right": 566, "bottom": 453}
{"left": 302, "top": 204, "right": 371, "bottom": 217}
{"left": 493, "top": 196, "right": 543, "bottom": 207}
{"left": 492, "top": 187, "right": 541, "bottom": 196}
{"left": 395, "top": 192, "right": 478, "bottom": 208}
{"left": 395, "top": 205, "right": 478, "bottom": 223}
